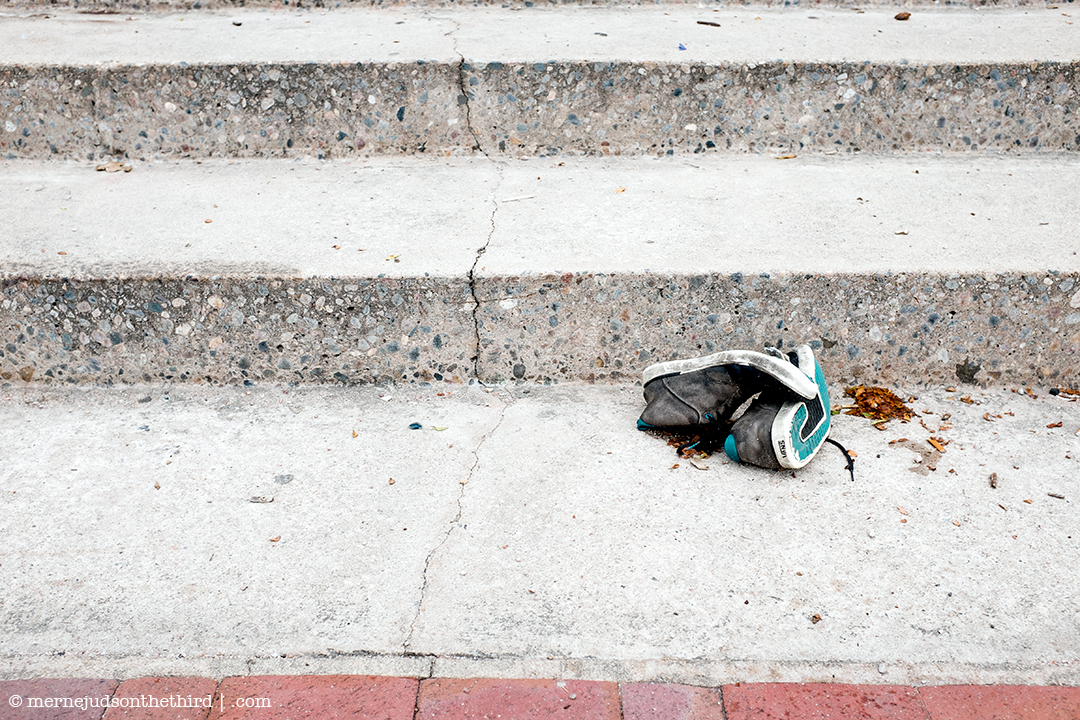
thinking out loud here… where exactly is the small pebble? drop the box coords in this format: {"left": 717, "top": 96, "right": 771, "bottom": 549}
{"left": 878, "top": 663, "right": 887, "bottom": 674}
{"left": 868, "top": 530, "right": 875, "bottom": 538}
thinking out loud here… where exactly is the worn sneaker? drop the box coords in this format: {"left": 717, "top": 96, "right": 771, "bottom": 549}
{"left": 637, "top": 348, "right": 818, "bottom": 429}
{"left": 723, "top": 345, "right": 831, "bottom": 470}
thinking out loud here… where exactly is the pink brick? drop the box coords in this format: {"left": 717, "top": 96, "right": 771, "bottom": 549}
{"left": 103, "top": 677, "right": 218, "bottom": 720}
{"left": 620, "top": 683, "right": 724, "bottom": 720}
{"left": 417, "top": 678, "right": 621, "bottom": 720}
{"left": 723, "top": 683, "right": 930, "bottom": 720}
{"left": 919, "top": 685, "right": 1080, "bottom": 720}
{"left": 205, "top": 675, "right": 417, "bottom": 720}
{"left": 0, "top": 678, "right": 119, "bottom": 720}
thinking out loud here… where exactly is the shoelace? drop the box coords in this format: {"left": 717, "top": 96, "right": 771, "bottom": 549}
{"left": 826, "top": 437, "right": 856, "bottom": 481}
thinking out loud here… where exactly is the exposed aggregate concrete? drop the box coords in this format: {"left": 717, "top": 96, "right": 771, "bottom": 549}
{"left": 0, "top": 276, "right": 478, "bottom": 386}
{"left": 2, "top": 61, "right": 1077, "bottom": 160}
{"left": 3, "top": 272, "right": 1078, "bottom": 388}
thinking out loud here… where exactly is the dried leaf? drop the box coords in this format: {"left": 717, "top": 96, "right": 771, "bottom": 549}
{"left": 154, "top": 481, "right": 161, "bottom": 490}
{"left": 898, "top": 506, "right": 909, "bottom": 516}
{"left": 960, "top": 395, "right": 974, "bottom": 404}
{"left": 952, "top": 519, "right": 961, "bottom": 527}
{"left": 844, "top": 386, "right": 916, "bottom": 422}
{"left": 433, "top": 426, "right": 449, "bottom": 431}
{"left": 352, "top": 430, "right": 358, "bottom": 437}
{"left": 1048, "top": 493, "right": 1066, "bottom": 500}
{"left": 927, "top": 438, "right": 946, "bottom": 453}
{"left": 388, "top": 478, "right": 396, "bottom": 485}
{"left": 895, "top": 11, "right": 911, "bottom": 20}
{"left": 670, "top": 463, "right": 680, "bottom": 469}
{"left": 1047, "top": 421, "right": 1063, "bottom": 428}
{"left": 989, "top": 472, "right": 998, "bottom": 489}
{"left": 269, "top": 536, "right": 281, "bottom": 542}
{"left": 811, "top": 614, "right": 822, "bottom": 624}
{"left": 775, "top": 154, "right": 797, "bottom": 160}
{"left": 95, "top": 161, "right": 132, "bottom": 173}
{"left": 615, "top": 187, "right": 626, "bottom": 193}
{"left": 689, "top": 457, "right": 709, "bottom": 470}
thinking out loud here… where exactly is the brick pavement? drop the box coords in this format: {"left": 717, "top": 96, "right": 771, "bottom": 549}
{"left": 2, "top": 677, "right": 1078, "bottom": 720}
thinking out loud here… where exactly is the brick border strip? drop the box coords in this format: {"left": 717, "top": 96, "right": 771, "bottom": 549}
{"left": 2, "top": 677, "right": 1079, "bottom": 720}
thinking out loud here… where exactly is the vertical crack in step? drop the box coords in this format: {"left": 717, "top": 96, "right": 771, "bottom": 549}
{"left": 468, "top": 163, "right": 503, "bottom": 381}
{"left": 456, "top": 57, "right": 490, "bottom": 159}
{"left": 402, "top": 397, "right": 508, "bottom": 654}
{"left": 438, "top": 16, "right": 505, "bottom": 382}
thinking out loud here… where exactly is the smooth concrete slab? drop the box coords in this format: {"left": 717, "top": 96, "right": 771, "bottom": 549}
{"left": 1, "top": 7, "right": 1077, "bottom": 65}
{"left": 1, "top": 382, "right": 1078, "bottom": 684}
{"left": 0, "top": 157, "right": 496, "bottom": 279}
{"left": 3, "top": 154, "right": 1080, "bottom": 279}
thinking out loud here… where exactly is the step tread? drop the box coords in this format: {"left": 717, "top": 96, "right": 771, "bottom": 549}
{"left": 3, "top": 155, "right": 1079, "bottom": 278}
{"left": 1, "top": 7, "right": 1078, "bottom": 65}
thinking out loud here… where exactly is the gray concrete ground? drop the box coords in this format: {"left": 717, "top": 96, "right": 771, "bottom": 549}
{"left": 1, "top": 380, "right": 1077, "bottom": 684}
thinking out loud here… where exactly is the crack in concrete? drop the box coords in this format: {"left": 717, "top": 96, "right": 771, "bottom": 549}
{"left": 467, "top": 164, "right": 503, "bottom": 380}
{"left": 433, "top": 16, "right": 507, "bottom": 382}
{"left": 402, "top": 394, "right": 509, "bottom": 654}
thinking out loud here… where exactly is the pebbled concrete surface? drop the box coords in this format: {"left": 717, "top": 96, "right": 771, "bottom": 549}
{"left": 0, "top": 8, "right": 1077, "bottom": 159}
{"left": 2, "top": 155, "right": 1080, "bottom": 388}
{"left": 1, "top": 382, "right": 1077, "bottom": 684}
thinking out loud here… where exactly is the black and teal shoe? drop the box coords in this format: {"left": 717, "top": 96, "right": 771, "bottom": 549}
{"left": 639, "top": 345, "right": 831, "bottom": 471}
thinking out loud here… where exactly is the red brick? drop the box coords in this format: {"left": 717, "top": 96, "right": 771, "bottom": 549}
{"left": 0, "top": 678, "right": 119, "bottom": 720}
{"left": 417, "top": 678, "right": 621, "bottom": 720}
{"left": 103, "top": 677, "right": 218, "bottom": 720}
{"left": 620, "top": 683, "right": 724, "bottom": 720}
{"left": 919, "top": 685, "right": 1080, "bottom": 720}
{"left": 205, "top": 675, "right": 417, "bottom": 720}
{"left": 723, "top": 683, "right": 930, "bottom": 720}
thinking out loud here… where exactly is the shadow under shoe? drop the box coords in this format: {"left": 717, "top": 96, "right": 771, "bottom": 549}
{"left": 639, "top": 364, "right": 762, "bottom": 428}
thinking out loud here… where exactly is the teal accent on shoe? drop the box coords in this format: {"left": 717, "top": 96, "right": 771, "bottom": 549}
{"left": 637, "top": 419, "right": 655, "bottom": 430}
{"left": 724, "top": 434, "right": 740, "bottom": 463}
{"left": 785, "top": 359, "right": 832, "bottom": 464}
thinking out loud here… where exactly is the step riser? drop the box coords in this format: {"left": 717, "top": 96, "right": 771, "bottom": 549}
{"left": 4, "top": 61, "right": 1078, "bottom": 160}
{"left": 4, "top": 272, "right": 1078, "bottom": 388}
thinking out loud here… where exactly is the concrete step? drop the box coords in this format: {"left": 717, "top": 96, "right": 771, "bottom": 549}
{"left": 0, "top": 0, "right": 1064, "bottom": 10}
{"left": 2, "top": 154, "right": 1079, "bottom": 389}
{"left": 1, "top": 381, "right": 1078, "bottom": 683}
{"left": 1, "top": 7, "right": 1077, "bottom": 159}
